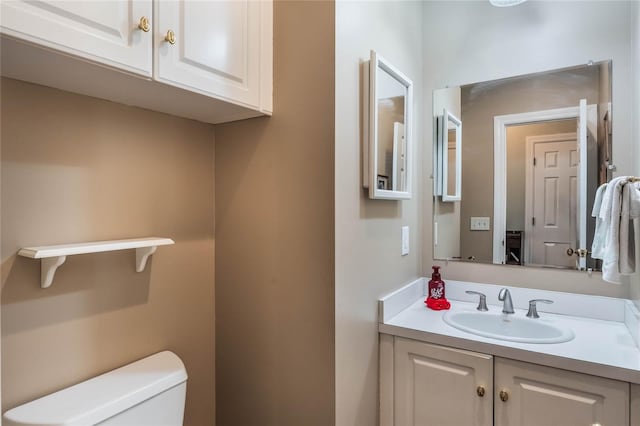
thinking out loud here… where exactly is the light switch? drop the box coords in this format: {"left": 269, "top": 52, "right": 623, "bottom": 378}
{"left": 401, "top": 226, "right": 410, "bottom": 256}
{"left": 470, "top": 217, "right": 491, "bottom": 231}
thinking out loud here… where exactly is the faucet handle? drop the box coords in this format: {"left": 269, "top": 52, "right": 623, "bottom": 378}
{"left": 526, "top": 299, "right": 553, "bottom": 318}
{"left": 465, "top": 291, "right": 488, "bottom": 311}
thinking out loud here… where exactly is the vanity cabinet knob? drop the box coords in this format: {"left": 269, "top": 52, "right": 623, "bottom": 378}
{"left": 165, "top": 29, "right": 176, "bottom": 45}
{"left": 476, "top": 386, "right": 485, "bottom": 397}
{"left": 499, "top": 390, "right": 509, "bottom": 402}
{"left": 138, "top": 16, "right": 150, "bottom": 32}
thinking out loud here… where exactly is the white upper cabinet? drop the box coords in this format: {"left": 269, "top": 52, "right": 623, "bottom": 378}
{"left": 1, "top": 0, "right": 153, "bottom": 76}
{"left": 155, "top": 0, "right": 270, "bottom": 112}
{"left": 0, "top": 0, "right": 273, "bottom": 123}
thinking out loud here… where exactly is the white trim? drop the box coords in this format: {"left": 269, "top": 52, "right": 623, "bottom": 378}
{"left": 493, "top": 106, "right": 579, "bottom": 264}
{"left": 577, "top": 99, "right": 588, "bottom": 270}
{"left": 362, "top": 60, "right": 370, "bottom": 188}
{"left": 524, "top": 133, "right": 577, "bottom": 266}
{"left": 378, "top": 333, "right": 394, "bottom": 426}
{"left": 392, "top": 122, "right": 406, "bottom": 191}
{"left": 434, "top": 115, "right": 441, "bottom": 195}
{"left": 441, "top": 109, "right": 462, "bottom": 202}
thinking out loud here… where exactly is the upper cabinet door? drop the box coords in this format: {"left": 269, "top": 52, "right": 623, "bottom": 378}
{"left": 155, "top": 0, "right": 270, "bottom": 111}
{"left": 0, "top": 0, "right": 153, "bottom": 76}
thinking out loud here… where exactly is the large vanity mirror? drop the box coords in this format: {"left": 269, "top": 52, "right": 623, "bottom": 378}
{"left": 433, "top": 62, "right": 612, "bottom": 271}
{"left": 364, "top": 50, "right": 413, "bottom": 200}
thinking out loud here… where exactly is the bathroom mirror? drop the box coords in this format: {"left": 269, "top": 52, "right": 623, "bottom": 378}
{"left": 436, "top": 109, "right": 462, "bottom": 202}
{"left": 433, "top": 62, "right": 612, "bottom": 271}
{"left": 364, "top": 50, "right": 413, "bottom": 200}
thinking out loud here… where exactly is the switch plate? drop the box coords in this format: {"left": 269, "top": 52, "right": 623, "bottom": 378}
{"left": 401, "top": 226, "right": 410, "bottom": 256}
{"left": 470, "top": 217, "right": 491, "bottom": 231}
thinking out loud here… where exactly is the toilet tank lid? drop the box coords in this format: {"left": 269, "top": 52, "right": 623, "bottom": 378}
{"left": 3, "top": 351, "right": 188, "bottom": 426}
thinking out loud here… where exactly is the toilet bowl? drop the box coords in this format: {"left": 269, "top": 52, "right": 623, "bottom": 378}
{"left": 3, "top": 351, "right": 188, "bottom": 426}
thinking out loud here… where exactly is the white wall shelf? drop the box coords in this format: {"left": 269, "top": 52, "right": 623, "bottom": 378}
{"left": 18, "top": 237, "right": 174, "bottom": 288}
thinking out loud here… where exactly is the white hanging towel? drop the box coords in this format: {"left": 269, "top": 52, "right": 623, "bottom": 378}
{"left": 590, "top": 183, "right": 608, "bottom": 259}
{"left": 620, "top": 182, "right": 640, "bottom": 275}
{"left": 599, "top": 176, "right": 627, "bottom": 283}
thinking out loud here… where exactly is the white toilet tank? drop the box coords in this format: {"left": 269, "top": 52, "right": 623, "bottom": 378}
{"left": 3, "top": 351, "right": 188, "bottom": 426}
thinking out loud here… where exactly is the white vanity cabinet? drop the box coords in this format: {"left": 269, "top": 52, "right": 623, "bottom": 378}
{"left": 0, "top": 0, "right": 273, "bottom": 123}
{"left": 384, "top": 336, "right": 630, "bottom": 426}
{"left": 394, "top": 337, "right": 493, "bottom": 426}
{"left": 1, "top": 0, "right": 153, "bottom": 76}
{"left": 495, "top": 357, "right": 628, "bottom": 426}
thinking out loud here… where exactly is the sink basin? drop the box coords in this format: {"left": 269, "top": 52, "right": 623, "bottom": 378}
{"left": 443, "top": 311, "right": 575, "bottom": 344}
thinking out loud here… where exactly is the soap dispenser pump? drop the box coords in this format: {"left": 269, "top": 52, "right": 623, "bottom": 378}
{"left": 425, "top": 266, "right": 450, "bottom": 310}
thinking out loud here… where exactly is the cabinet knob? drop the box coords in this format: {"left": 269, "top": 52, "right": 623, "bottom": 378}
{"left": 499, "top": 389, "right": 509, "bottom": 402}
{"left": 476, "top": 386, "right": 485, "bottom": 397}
{"left": 165, "top": 29, "right": 176, "bottom": 45}
{"left": 138, "top": 16, "right": 150, "bottom": 32}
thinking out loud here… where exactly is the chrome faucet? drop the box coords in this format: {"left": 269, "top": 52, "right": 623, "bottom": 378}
{"left": 498, "top": 288, "right": 514, "bottom": 314}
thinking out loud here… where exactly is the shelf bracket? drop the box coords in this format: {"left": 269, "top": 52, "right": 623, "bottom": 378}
{"left": 41, "top": 256, "right": 67, "bottom": 289}
{"left": 20, "top": 237, "right": 173, "bottom": 288}
{"left": 135, "top": 246, "right": 158, "bottom": 272}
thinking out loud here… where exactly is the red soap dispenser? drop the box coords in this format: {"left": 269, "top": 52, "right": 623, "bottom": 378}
{"left": 425, "top": 266, "right": 451, "bottom": 310}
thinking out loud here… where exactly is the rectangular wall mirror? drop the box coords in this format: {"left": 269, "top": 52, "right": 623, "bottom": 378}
{"left": 363, "top": 50, "right": 413, "bottom": 200}
{"left": 433, "top": 61, "right": 612, "bottom": 271}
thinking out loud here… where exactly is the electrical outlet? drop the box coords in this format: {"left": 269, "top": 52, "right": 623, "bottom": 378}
{"left": 470, "top": 217, "right": 491, "bottom": 231}
{"left": 401, "top": 226, "right": 410, "bottom": 255}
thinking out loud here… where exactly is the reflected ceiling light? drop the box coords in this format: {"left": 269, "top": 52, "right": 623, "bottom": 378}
{"left": 490, "top": 0, "right": 527, "bottom": 6}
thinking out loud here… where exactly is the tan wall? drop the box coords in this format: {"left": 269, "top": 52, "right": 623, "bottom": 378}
{"left": 423, "top": 1, "right": 633, "bottom": 298}
{"left": 213, "top": 1, "right": 335, "bottom": 425}
{"left": 335, "top": 1, "right": 424, "bottom": 425}
{"left": 0, "top": 78, "right": 216, "bottom": 425}
{"left": 459, "top": 66, "right": 600, "bottom": 263}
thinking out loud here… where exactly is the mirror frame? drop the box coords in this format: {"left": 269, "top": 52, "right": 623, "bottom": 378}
{"left": 365, "top": 50, "right": 413, "bottom": 200}
{"left": 440, "top": 108, "right": 462, "bottom": 202}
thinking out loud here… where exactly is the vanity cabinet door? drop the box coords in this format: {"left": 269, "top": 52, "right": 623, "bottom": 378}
{"left": 394, "top": 337, "right": 493, "bottom": 426}
{"left": 155, "top": 0, "right": 272, "bottom": 112}
{"left": 0, "top": 0, "right": 153, "bottom": 76}
{"left": 495, "top": 357, "right": 629, "bottom": 426}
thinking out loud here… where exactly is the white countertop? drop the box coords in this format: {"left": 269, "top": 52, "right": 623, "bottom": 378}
{"left": 379, "top": 279, "right": 640, "bottom": 384}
